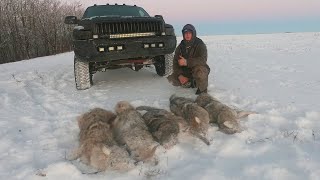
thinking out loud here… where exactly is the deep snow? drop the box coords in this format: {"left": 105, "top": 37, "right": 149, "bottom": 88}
{"left": 0, "top": 32, "right": 320, "bottom": 180}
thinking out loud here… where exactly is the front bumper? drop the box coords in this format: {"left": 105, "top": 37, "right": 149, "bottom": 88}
{"left": 73, "top": 35, "right": 176, "bottom": 62}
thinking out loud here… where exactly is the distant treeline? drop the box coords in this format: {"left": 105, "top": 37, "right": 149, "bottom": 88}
{"left": 0, "top": 0, "right": 84, "bottom": 64}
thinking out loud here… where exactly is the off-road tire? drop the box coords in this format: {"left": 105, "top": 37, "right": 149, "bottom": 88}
{"left": 74, "top": 56, "right": 92, "bottom": 90}
{"left": 154, "top": 53, "right": 173, "bottom": 77}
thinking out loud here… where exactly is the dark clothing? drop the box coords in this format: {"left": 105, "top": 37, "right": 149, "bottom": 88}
{"left": 167, "top": 24, "right": 210, "bottom": 92}
{"left": 176, "top": 38, "right": 210, "bottom": 70}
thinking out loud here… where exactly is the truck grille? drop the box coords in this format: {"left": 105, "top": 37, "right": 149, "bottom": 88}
{"left": 93, "top": 20, "right": 163, "bottom": 36}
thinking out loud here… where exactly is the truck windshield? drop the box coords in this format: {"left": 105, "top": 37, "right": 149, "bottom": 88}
{"left": 82, "top": 5, "right": 150, "bottom": 19}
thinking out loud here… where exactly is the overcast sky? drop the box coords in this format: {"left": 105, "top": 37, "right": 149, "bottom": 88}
{"left": 68, "top": 0, "right": 320, "bottom": 35}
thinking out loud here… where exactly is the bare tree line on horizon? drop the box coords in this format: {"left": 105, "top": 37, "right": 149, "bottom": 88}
{"left": 0, "top": 0, "right": 84, "bottom": 64}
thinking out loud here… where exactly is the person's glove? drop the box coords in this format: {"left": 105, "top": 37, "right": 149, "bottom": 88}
{"left": 178, "top": 56, "right": 187, "bottom": 66}
{"left": 178, "top": 75, "right": 189, "bottom": 85}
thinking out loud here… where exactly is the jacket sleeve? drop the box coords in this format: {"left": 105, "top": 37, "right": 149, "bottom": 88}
{"left": 172, "top": 44, "right": 182, "bottom": 73}
{"left": 187, "top": 42, "right": 208, "bottom": 68}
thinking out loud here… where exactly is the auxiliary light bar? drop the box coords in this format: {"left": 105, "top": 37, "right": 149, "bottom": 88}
{"left": 110, "top": 32, "right": 156, "bottom": 39}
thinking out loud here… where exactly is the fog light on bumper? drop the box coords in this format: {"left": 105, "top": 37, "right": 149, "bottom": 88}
{"left": 117, "top": 46, "right": 123, "bottom": 50}
{"left": 98, "top": 47, "right": 105, "bottom": 52}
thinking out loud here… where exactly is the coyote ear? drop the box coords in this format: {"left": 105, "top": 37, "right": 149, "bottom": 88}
{"left": 195, "top": 117, "right": 201, "bottom": 124}
{"left": 236, "top": 111, "right": 257, "bottom": 119}
{"left": 102, "top": 145, "right": 111, "bottom": 156}
{"left": 223, "top": 121, "right": 234, "bottom": 129}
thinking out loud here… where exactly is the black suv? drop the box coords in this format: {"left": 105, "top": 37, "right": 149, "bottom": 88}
{"left": 65, "top": 4, "right": 177, "bottom": 90}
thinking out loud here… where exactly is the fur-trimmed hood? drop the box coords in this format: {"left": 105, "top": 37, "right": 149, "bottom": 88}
{"left": 182, "top": 24, "right": 197, "bottom": 39}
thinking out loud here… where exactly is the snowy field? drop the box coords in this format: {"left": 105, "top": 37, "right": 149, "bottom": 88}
{"left": 0, "top": 32, "right": 320, "bottom": 180}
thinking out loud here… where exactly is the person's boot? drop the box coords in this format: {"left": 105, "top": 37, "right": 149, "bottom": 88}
{"left": 195, "top": 88, "right": 207, "bottom": 95}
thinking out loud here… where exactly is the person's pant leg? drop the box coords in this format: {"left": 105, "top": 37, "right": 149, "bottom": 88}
{"left": 167, "top": 67, "right": 193, "bottom": 86}
{"left": 192, "top": 65, "right": 209, "bottom": 91}
{"left": 167, "top": 66, "right": 185, "bottom": 86}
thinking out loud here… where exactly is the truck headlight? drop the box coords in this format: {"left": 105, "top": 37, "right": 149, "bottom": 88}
{"left": 73, "top": 30, "right": 92, "bottom": 40}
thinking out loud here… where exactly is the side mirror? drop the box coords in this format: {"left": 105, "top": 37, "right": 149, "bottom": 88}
{"left": 155, "top": 15, "right": 163, "bottom": 19}
{"left": 64, "top": 16, "right": 78, "bottom": 24}
{"left": 165, "top": 24, "right": 173, "bottom": 28}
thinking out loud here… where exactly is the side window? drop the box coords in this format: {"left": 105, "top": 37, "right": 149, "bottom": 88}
{"left": 139, "top": 10, "right": 146, "bottom": 17}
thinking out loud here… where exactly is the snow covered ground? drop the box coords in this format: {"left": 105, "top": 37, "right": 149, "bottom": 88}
{"left": 0, "top": 32, "right": 320, "bottom": 180}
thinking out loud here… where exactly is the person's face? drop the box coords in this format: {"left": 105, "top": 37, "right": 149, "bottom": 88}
{"left": 183, "top": 31, "right": 193, "bottom": 41}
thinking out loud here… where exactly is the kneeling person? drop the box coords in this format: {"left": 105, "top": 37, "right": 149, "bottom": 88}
{"left": 167, "top": 24, "right": 210, "bottom": 94}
